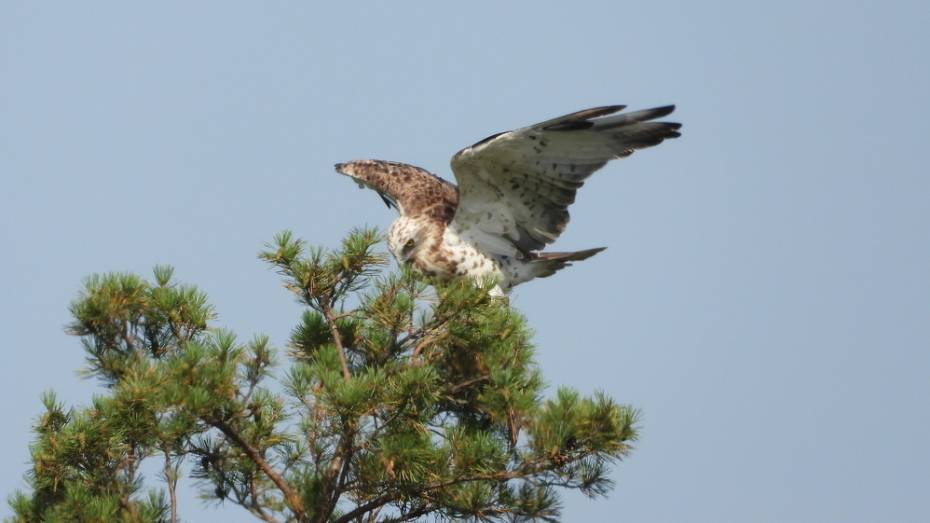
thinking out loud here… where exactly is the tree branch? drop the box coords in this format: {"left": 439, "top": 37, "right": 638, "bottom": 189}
{"left": 380, "top": 504, "right": 436, "bottom": 523}
{"left": 448, "top": 375, "right": 489, "bottom": 394}
{"left": 315, "top": 422, "right": 357, "bottom": 523}
{"left": 408, "top": 303, "right": 461, "bottom": 361}
{"left": 322, "top": 303, "right": 351, "bottom": 380}
{"left": 212, "top": 420, "right": 305, "bottom": 521}
{"left": 121, "top": 324, "right": 137, "bottom": 354}
{"left": 410, "top": 329, "right": 448, "bottom": 360}
{"left": 248, "top": 477, "right": 281, "bottom": 523}
{"left": 507, "top": 406, "right": 519, "bottom": 452}
{"left": 161, "top": 446, "right": 179, "bottom": 523}
{"left": 329, "top": 310, "right": 358, "bottom": 322}
{"left": 332, "top": 467, "right": 539, "bottom": 523}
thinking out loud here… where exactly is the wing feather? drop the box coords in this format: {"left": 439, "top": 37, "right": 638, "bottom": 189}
{"left": 449, "top": 105, "right": 680, "bottom": 255}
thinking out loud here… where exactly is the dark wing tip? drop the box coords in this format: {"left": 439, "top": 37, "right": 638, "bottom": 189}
{"left": 576, "top": 246, "right": 608, "bottom": 259}
{"left": 662, "top": 122, "right": 683, "bottom": 138}
{"left": 650, "top": 105, "right": 676, "bottom": 119}
{"left": 468, "top": 130, "right": 509, "bottom": 150}
{"left": 581, "top": 104, "right": 628, "bottom": 118}
{"left": 538, "top": 105, "right": 627, "bottom": 131}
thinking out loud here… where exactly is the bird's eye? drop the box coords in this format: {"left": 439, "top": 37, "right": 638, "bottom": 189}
{"left": 403, "top": 239, "right": 415, "bottom": 250}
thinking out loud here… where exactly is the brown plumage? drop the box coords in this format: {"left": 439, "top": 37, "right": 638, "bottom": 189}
{"left": 334, "top": 160, "right": 458, "bottom": 224}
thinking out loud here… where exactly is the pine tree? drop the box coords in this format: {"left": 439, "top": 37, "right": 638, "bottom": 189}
{"left": 8, "top": 229, "right": 639, "bottom": 522}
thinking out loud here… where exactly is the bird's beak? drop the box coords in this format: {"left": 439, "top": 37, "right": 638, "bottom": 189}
{"left": 335, "top": 163, "right": 356, "bottom": 178}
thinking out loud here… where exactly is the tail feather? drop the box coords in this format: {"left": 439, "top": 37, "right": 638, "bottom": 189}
{"left": 531, "top": 247, "right": 606, "bottom": 279}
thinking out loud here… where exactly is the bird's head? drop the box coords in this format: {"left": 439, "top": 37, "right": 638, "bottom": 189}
{"left": 387, "top": 216, "right": 433, "bottom": 264}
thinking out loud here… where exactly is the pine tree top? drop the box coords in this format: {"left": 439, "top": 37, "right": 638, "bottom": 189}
{"left": 8, "top": 229, "right": 638, "bottom": 523}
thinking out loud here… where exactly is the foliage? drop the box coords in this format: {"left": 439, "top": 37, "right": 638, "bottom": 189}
{"left": 8, "top": 229, "right": 639, "bottom": 522}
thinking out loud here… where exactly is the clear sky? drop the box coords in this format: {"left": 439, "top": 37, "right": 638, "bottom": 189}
{"left": 2, "top": 2, "right": 928, "bottom": 522}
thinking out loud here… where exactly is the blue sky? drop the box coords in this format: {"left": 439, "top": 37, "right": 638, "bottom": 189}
{"left": 2, "top": 2, "right": 928, "bottom": 521}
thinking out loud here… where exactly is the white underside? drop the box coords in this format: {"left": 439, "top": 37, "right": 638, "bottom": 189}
{"left": 439, "top": 227, "right": 535, "bottom": 292}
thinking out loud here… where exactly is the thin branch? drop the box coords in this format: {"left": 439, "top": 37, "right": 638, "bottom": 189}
{"left": 333, "top": 459, "right": 557, "bottom": 523}
{"left": 409, "top": 335, "right": 431, "bottom": 360}
{"left": 332, "top": 492, "right": 397, "bottom": 523}
{"left": 335, "top": 431, "right": 356, "bottom": 494}
{"left": 365, "top": 505, "right": 382, "bottom": 523}
{"left": 247, "top": 507, "right": 282, "bottom": 523}
{"left": 329, "top": 310, "right": 358, "bottom": 321}
{"left": 410, "top": 329, "right": 448, "bottom": 360}
{"left": 162, "top": 447, "right": 179, "bottom": 523}
{"left": 315, "top": 423, "right": 357, "bottom": 523}
{"left": 507, "top": 406, "right": 519, "bottom": 453}
{"left": 121, "top": 325, "right": 137, "bottom": 354}
{"left": 380, "top": 504, "right": 436, "bottom": 523}
{"left": 248, "top": 477, "right": 281, "bottom": 523}
{"left": 167, "top": 321, "right": 185, "bottom": 349}
{"left": 212, "top": 420, "right": 305, "bottom": 521}
{"left": 322, "top": 303, "right": 352, "bottom": 380}
{"left": 360, "top": 408, "right": 406, "bottom": 450}
{"left": 408, "top": 303, "right": 461, "bottom": 361}
{"left": 448, "top": 375, "right": 489, "bottom": 394}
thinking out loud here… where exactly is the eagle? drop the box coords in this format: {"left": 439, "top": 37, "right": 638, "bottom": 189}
{"left": 335, "top": 104, "right": 681, "bottom": 295}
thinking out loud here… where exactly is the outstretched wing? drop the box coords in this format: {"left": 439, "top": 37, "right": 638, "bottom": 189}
{"left": 335, "top": 160, "right": 458, "bottom": 223}
{"left": 449, "top": 105, "right": 681, "bottom": 256}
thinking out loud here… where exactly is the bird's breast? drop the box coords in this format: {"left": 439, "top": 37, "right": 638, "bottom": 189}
{"left": 439, "top": 228, "right": 505, "bottom": 282}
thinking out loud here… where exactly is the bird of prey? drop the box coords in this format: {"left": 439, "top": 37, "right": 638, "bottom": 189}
{"left": 335, "top": 104, "right": 680, "bottom": 295}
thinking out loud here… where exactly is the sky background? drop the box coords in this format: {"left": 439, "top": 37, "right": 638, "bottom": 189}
{"left": 2, "top": 2, "right": 928, "bottom": 522}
